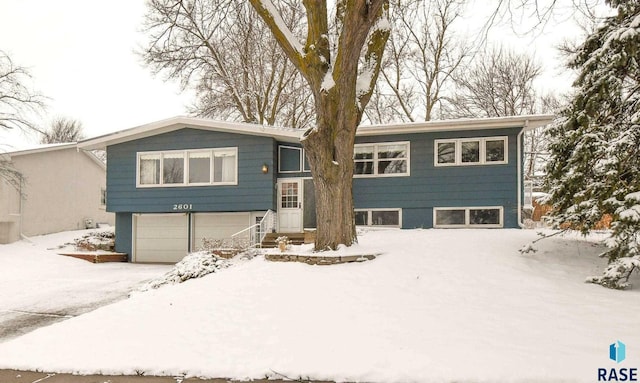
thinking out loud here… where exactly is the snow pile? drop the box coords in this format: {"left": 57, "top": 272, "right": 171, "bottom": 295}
{"left": 139, "top": 251, "right": 231, "bottom": 291}
{"left": 72, "top": 229, "right": 115, "bottom": 251}
{"left": 586, "top": 191, "right": 640, "bottom": 289}
{"left": 0, "top": 229, "right": 637, "bottom": 382}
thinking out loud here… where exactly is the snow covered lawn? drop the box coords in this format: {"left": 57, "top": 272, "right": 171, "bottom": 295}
{"left": 0, "top": 229, "right": 171, "bottom": 341}
{"left": 0, "top": 229, "right": 638, "bottom": 382}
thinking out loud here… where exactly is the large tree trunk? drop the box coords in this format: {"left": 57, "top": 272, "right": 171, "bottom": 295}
{"left": 249, "top": 0, "right": 390, "bottom": 251}
{"left": 302, "top": 93, "right": 359, "bottom": 249}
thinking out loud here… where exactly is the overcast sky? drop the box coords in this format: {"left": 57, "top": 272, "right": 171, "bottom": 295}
{"left": 0, "top": 0, "right": 584, "bottom": 150}
{"left": 0, "top": 0, "right": 190, "bottom": 149}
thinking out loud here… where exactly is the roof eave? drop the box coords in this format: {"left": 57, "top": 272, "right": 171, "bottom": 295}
{"left": 78, "top": 116, "right": 301, "bottom": 150}
{"left": 6, "top": 142, "right": 78, "bottom": 157}
{"left": 356, "top": 114, "right": 555, "bottom": 136}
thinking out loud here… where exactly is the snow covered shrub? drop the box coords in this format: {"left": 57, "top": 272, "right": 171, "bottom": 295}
{"left": 586, "top": 257, "right": 640, "bottom": 290}
{"left": 586, "top": 193, "right": 640, "bottom": 289}
{"left": 73, "top": 230, "right": 115, "bottom": 251}
{"left": 199, "top": 237, "right": 251, "bottom": 252}
{"left": 140, "top": 251, "right": 230, "bottom": 290}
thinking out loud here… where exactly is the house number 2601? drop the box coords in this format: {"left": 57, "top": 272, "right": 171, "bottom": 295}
{"left": 173, "top": 203, "right": 193, "bottom": 211}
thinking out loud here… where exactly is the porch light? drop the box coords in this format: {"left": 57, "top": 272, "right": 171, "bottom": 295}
{"left": 262, "top": 163, "right": 269, "bottom": 174}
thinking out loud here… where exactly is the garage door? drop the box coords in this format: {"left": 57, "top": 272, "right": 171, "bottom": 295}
{"left": 134, "top": 213, "right": 189, "bottom": 263}
{"left": 193, "top": 212, "right": 251, "bottom": 251}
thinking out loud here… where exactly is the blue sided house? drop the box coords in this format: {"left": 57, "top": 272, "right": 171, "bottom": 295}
{"left": 79, "top": 114, "right": 553, "bottom": 263}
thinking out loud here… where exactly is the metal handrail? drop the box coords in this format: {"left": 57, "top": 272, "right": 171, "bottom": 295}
{"left": 230, "top": 209, "right": 276, "bottom": 248}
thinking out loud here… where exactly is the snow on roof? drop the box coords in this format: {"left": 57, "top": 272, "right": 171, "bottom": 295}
{"left": 78, "top": 116, "right": 301, "bottom": 150}
{"left": 357, "top": 114, "right": 555, "bottom": 135}
{"left": 78, "top": 114, "right": 556, "bottom": 150}
{"left": 3, "top": 142, "right": 78, "bottom": 157}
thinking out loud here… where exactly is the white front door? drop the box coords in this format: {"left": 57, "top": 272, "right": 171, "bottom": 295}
{"left": 277, "top": 179, "right": 303, "bottom": 232}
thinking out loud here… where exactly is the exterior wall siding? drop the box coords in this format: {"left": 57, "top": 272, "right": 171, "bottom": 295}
{"left": 111, "top": 125, "right": 523, "bottom": 257}
{"left": 352, "top": 127, "right": 522, "bottom": 228}
{"left": 108, "top": 128, "right": 278, "bottom": 257}
{"left": 115, "top": 212, "right": 133, "bottom": 261}
{"left": 0, "top": 148, "right": 113, "bottom": 243}
{"left": 106, "top": 128, "right": 278, "bottom": 214}
{"left": 276, "top": 127, "right": 523, "bottom": 229}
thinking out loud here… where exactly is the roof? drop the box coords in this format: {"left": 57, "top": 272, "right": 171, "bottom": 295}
{"left": 3, "top": 142, "right": 78, "bottom": 157}
{"left": 78, "top": 114, "right": 556, "bottom": 150}
{"left": 2, "top": 142, "right": 106, "bottom": 170}
{"left": 357, "top": 114, "right": 555, "bottom": 135}
{"left": 78, "top": 116, "right": 301, "bottom": 150}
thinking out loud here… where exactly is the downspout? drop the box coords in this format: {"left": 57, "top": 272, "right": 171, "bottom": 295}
{"left": 517, "top": 120, "right": 529, "bottom": 228}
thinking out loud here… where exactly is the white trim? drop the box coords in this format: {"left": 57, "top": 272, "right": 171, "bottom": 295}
{"left": 136, "top": 147, "right": 238, "bottom": 188}
{"left": 278, "top": 145, "right": 303, "bottom": 173}
{"left": 303, "top": 149, "right": 311, "bottom": 172}
{"left": 434, "top": 136, "right": 508, "bottom": 167}
{"left": 78, "top": 115, "right": 555, "bottom": 151}
{"left": 357, "top": 114, "right": 554, "bottom": 136}
{"left": 6, "top": 142, "right": 78, "bottom": 156}
{"left": 79, "top": 116, "right": 301, "bottom": 150}
{"left": 433, "top": 206, "right": 504, "bottom": 228}
{"left": 354, "top": 208, "right": 402, "bottom": 228}
{"left": 353, "top": 141, "right": 410, "bottom": 178}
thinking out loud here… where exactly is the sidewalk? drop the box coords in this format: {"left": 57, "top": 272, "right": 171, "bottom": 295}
{"left": 0, "top": 369, "right": 333, "bottom": 383}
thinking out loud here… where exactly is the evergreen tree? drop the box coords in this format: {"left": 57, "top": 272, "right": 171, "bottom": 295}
{"left": 545, "top": 1, "right": 640, "bottom": 289}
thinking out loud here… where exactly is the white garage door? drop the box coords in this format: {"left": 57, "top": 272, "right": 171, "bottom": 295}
{"left": 134, "top": 213, "right": 189, "bottom": 263}
{"left": 193, "top": 212, "right": 251, "bottom": 251}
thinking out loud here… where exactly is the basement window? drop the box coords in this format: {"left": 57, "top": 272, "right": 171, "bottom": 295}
{"left": 434, "top": 207, "right": 503, "bottom": 228}
{"left": 355, "top": 209, "right": 402, "bottom": 227}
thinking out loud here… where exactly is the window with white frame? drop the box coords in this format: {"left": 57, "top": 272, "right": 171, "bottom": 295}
{"left": 354, "top": 142, "right": 409, "bottom": 176}
{"left": 279, "top": 146, "right": 302, "bottom": 173}
{"left": 137, "top": 148, "right": 237, "bottom": 187}
{"left": 435, "top": 137, "right": 507, "bottom": 166}
{"left": 355, "top": 209, "right": 402, "bottom": 227}
{"left": 434, "top": 207, "right": 503, "bottom": 228}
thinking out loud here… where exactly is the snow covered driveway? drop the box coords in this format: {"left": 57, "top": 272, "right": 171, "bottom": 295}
{"left": 0, "top": 230, "right": 171, "bottom": 341}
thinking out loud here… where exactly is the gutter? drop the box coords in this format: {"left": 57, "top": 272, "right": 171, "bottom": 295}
{"left": 517, "top": 119, "right": 535, "bottom": 228}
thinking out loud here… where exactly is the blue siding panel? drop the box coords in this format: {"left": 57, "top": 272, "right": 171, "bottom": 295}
{"left": 115, "top": 212, "right": 133, "bottom": 260}
{"left": 106, "top": 128, "right": 277, "bottom": 214}
{"left": 353, "top": 127, "right": 523, "bottom": 228}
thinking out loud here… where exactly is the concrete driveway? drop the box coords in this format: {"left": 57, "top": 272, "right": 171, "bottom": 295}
{"left": 0, "top": 231, "right": 171, "bottom": 343}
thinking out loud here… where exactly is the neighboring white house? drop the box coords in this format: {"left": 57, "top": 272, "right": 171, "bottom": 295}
{"left": 0, "top": 143, "right": 114, "bottom": 244}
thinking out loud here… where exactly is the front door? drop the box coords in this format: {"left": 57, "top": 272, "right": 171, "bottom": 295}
{"left": 277, "top": 179, "right": 303, "bottom": 232}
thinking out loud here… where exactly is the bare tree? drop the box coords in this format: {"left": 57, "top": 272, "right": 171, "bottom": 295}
{"left": 446, "top": 46, "right": 543, "bottom": 118}
{"left": 366, "top": 0, "right": 470, "bottom": 123}
{"left": 0, "top": 155, "right": 22, "bottom": 192}
{"left": 40, "top": 116, "right": 84, "bottom": 144}
{"left": 445, "top": 47, "right": 563, "bottom": 185}
{"left": 524, "top": 93, "right": 564, "bottom": 184}
{"left": 0, "top": 51, "right": 45, "bottom": 191}
{"left": 141, "top": 0, "right": 314, "bottom": 129}
{"left": 249, "top": 0, "right": 391, "bottom": 249}
{"left": 0, "top": 51, "right": 45, "bottom": 134}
